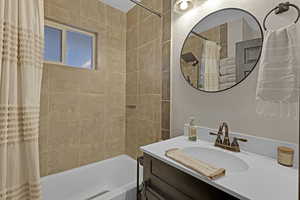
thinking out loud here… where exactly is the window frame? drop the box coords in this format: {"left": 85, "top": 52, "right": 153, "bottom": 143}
{"left": 44, "top": 20, "right": 97, "bottom": 70}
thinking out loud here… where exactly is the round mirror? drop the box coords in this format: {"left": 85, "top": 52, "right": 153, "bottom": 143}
{"left": 181, "top": 8, "right": 263, "bottom": 92}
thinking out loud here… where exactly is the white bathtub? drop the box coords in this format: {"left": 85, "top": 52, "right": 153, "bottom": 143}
{"left": 41, "top": 155, "right": 143, "bottom": 200}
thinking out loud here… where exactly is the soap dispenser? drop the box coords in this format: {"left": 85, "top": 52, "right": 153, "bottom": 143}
{"left": 188, "top": 117, "right": 197, "bottom": 141}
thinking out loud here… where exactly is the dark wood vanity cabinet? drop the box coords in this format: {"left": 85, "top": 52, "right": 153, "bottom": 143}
{"left": 141, "top": 153, "right": 240, "bottom": 200}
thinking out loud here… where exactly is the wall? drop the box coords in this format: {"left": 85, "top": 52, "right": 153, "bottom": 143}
{"left": 125, "top": 0, "right": 172, "bottom": 158}
{"left": 161, "top": 0, "right": 172, "bottom": 141}
{"left": 171, "top": 0, "right": 300, "bottom": 143}
{"left": 39, "top": 0, "right": 126, "bottom": 176}
{"left": 227, "top": 18, "right": 260, "bottom": 58}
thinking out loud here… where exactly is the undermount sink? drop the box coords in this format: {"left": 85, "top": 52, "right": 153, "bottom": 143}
{"left": 182, "top": 147, "right": 249, "bottom": 173}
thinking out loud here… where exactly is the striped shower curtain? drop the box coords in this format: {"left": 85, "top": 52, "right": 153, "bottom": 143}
{"left": 0, "top": 0, "right": 44, "bottom": 199}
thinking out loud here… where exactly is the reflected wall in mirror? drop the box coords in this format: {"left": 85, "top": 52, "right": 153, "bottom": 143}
{"left": 181, "top": 8, "right": 263, "bottom": 92}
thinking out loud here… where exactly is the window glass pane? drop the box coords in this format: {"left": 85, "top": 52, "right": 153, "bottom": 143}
{"left": 66, "top": 30, "right": 93, "bottom": 69}
{"left": 44, "top": 26, "right": 62, "bottom": 62}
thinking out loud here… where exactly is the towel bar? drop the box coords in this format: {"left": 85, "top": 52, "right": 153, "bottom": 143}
{"left": 263, "top": 2, "right": 300, "bottom": 30}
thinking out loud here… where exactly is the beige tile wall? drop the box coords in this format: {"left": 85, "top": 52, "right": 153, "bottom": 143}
{"left": 40, "top": 0, "right": 172, "bottom": 176}
{"left": 161, "top": 1, "right": 172, "bottom": 141}
{"left": 125, "top": 0, "right": 172, "bottom": 158}
{"left": 39, "top": 0, "right": 126, "bottom": 176}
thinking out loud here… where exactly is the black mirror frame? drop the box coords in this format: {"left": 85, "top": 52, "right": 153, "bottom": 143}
{"left": 180, "top": 8, "right": 264, "bottom": 93}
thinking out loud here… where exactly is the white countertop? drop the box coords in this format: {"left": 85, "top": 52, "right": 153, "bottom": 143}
{"left": 140, "top": 136, "right": 298, "bottom": 200}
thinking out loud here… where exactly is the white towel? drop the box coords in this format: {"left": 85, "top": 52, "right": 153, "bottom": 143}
{"left": 220, "top": 57, "right": 235, "bottom": 66}
{"left": 220, "top": 65, "right": 236, "bottom": 75}
{"left": 220, "top": 82, "right": 236, "bottom": 90}
{"left": 219, "top": 74, "right": 236, "bottom": 84}
{"left": 256, "top": 24, "right": 300, "bottom": 118}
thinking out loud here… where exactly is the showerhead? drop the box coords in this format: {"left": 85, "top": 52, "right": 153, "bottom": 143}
{"left": 181, "top": 52, "right": 199, "bottom": 66}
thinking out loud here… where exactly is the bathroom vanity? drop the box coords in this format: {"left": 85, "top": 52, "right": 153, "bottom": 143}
{"left": 141, "top": 153, "right": 239, "bottom": 200}
{"left": 140, "top": 136, "right": 298, "bottom": 200}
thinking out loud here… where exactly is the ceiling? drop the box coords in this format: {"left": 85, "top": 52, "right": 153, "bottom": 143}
{"left": 99, "top": 0, "right": 141, "bottom": 12}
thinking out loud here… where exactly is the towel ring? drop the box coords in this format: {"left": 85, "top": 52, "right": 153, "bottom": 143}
{"left": 263, "top": 2, "right": 300, "bottom": 30}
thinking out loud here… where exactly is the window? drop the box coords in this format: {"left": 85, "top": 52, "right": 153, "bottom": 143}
{"left": 44, "top": 26, "right": 62, "bottom": 62}
{"left": 44, "top": 21, "right": 96, "bottom": 69}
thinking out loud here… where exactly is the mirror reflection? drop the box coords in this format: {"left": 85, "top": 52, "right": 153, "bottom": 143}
{"left": 181, "top": 9, "right": 263, "bottom": 92}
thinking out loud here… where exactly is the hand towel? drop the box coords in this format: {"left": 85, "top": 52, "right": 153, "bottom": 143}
{"left": 220, "top": 57, "right": 235, "bottom": 66}
{"left": 220, "top": 65, "right": 236, "bottom": 75}
{"left": 165, "top": 148, "right": 225, "bottom": 180}
{"left": 256, "top": 24, "right": 300, "bottom": 118}
{"left": 220, "top": 82, "right": 236, "bottom": 90}
{"left": 219, "top": 74, "right": 236, "bottom": 84}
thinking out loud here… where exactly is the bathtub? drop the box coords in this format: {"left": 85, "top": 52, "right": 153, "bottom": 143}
{"left": 41, "top": 155, "right": 143, "bottom": 200}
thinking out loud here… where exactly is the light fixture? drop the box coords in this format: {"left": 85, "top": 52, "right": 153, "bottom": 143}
{"left": 174, "top": 0, "right": 195, "bottom": 12}
{"left": 179, "top": 1, "right": 189, "bottom": 10}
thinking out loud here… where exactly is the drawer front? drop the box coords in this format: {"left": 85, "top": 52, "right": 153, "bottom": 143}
{"left": 145, "top": 190, "right": 161, "bottom": 200}
{"left": 142, "top": 178, "right": 193, "bottom": 200}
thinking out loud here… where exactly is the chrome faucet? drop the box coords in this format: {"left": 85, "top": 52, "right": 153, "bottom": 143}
{"left": 210, "top": 122, "right": 247, "bottom": 152}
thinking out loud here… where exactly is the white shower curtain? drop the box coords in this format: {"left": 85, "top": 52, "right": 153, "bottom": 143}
{"left": 203, "top": 40, "right": 221, "bottom": 91}
{"left": 0, "top": 0, "right": 44, "bottom": 199}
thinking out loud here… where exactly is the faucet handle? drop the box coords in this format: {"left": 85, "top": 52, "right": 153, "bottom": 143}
{"left": 235, "top": 137, "right": 248, "bottom": 142}
{"left": 231, "top": 137, "right": 248, "bottom": 145}
{"left": 231, "top": 137, "right": 247, "bottom": 152}
{"left": 209, "top": 132, "right": 222, "bottom": 136}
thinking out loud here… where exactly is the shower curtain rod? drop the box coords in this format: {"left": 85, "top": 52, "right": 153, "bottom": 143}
{"left": 129, "top": 0, "right": 162, "bottom": 17}
{"left": 191, "top": 31, "right": 209, "bottom": 41}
